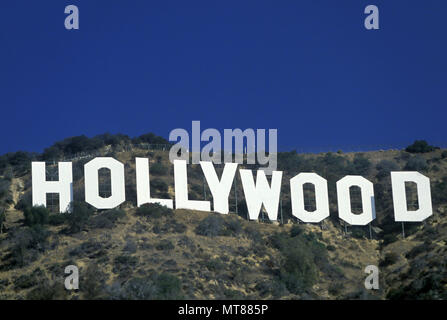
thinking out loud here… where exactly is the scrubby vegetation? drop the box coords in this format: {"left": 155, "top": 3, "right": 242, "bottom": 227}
{"left": 136, "top": 203, "right": 172, "bottom": 219}
{"left": 41, "top": 132, "right": 170, "bottom": 160}
{"left": 195, "top": 214, "right": 242, "bottom": 237}
{"left": 405, "top": 140, "right": 438, "bottom": 154}
{"left": 0, "top": 136, "right": 446, "bottom": 300}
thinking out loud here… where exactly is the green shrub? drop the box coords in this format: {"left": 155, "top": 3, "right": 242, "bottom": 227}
{"left": 243, "top": 224, "right": 262, "bottom": 242}
{"left": 26, "top": 280, "right": 67, "bottom": 300}
{"left": 222, "top": 217, "right": 242, "bottom": 236}
{"left": 155, "top": 240, "right": 175, "bottom": 251}
{"left": 255, "top": 280, "right": 288, "bottom": 298}
{"left": 48, "top": 213, "right": 66, "bottom": 226}
{"left": 432, "top": 177, "right": 447, "bottom": 206}
{"left": 113, "top": 273, "right": 183, "bottom": 299}
{"left": 136, "top": 203, "right": 172, "bottom": 219}
{"left": 269, "top": 230, "right": 327, "bottom": 295}
{"left": 114, "top": 255, "right": 138, "bottom": 266}
{"left": 351, "top": 227, "right": 366, "bottom": 239}
{"left": 131, "top": 133, "right": 170, "bottom": 145}
{"left": 65, "top": 202, "right": 93, "bottom": 233}
{"left": 280, "top": 246, "right": 318, "bottom": 294}
{"left": 14, "top": 273, "right": 40, "bottom": 289}
{"left": 195, "top": 215, "right": 224, "bottom": 237}
{"left": 8, "top": 225, "right": 50, "bottom": 267}
{"left": 83, "top": 264, "right": 108, "bottom": 299}
{"left": 352, "top": 154, "right": 371, "bottom": 175}
{"left": 382, "top": 233, "right": 398, "bottom": 246}
{"left": 88, "top": 209, "right": 125, "bottom": 229}
{"left": 379, "top": 252, "right": 399, "bottom": 267}
{"left": 290, "top": 225, "right": 304, "bottom": 237}
{"left": 405, "top": 140, "right": 437, "bottom": 153}
{"left": 202, "top": 258, "right": 225, "bottom": 271}
{"left": 405, "top": 244, "right": 427, "bottom": 259}
{"left": 69, "top": 239, "right": 109, "bottom": 258}
{"left": 150, "top": 178, "right": 169, "bottom": 193}
{"left": 195, "top": 214, "right": 242, "bottom": 237}
{"left": 328, "top": 282, "right": 344, "bottom": 295}
{"left": 376, "top": 160, "right": 399, "bottom": 179}
{"left": 150, "top": 163, "right": 167, "bottom": 176}
{"left": 405, "top": 156, "right": 428, "bottom": 171}
{"left": 24, "top": 206, "right": 50, "bottom": 226}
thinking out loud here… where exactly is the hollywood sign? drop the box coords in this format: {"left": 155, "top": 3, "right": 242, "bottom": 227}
{"left": 31, "top": 157, "right": 433, "bottom": 226}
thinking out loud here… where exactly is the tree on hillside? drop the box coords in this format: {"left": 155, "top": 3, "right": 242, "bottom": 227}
{"left": 405, "top": 140, "right": 438, "bottom": 153}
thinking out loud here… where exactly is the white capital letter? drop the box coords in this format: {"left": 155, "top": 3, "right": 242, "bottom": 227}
{"left": 32, "top": 162, "right": 73, "bottom": 213}
{"left": 290, "top": 173, "right": 329, "bottom": 223}
{"left": 336, "top": 176, "right": 376, "bottom": 226}
{"left": 135, "top": 157, "right": 173, "bottom": 208}
{"left": 240, "top": 169, "right": 282, "bottom": 221}
{"left": 174, "top": 160, "right": 210, "bottom": 211}
{"left": 391, "top": 171, "right": 432, "bottom": 222}
{"left": 200, "top": 161, "right": 237, "bottom": 214}
{"left": 84, "top": 157, "right": 125, "bottom": 209}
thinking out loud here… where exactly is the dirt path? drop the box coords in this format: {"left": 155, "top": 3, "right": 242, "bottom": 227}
{"left": 8, "top": 178, "right": 24, "bottom": 209}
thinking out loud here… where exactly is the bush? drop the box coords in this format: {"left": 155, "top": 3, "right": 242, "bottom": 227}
{"left": 202, "top": 258, "right": 225, "bottom": 271}
{"left": 136, "top": 203, "right": 172, "bottom": 219}
{"left": 150, "top": 178, "right": 169, "bottom": 193}
{"left": 131, "top": 133, "right": 170, "bottom": 145}
{"left": 280, "top": 246, "right": 318, "bottom": 294}
{"left": 222, "top": 217, "right": 242, "bottom": 236}
{"left": 243, "top": 224, "right": 262, "bottom": 242}
{"left": 352, "top": 154, "right": 371, "bottom": 175}
{"left": 65, "top": 202, "right": 93, "bottom": 233}
{"left": 195, "top": 214, "right": 242, "bottom": 237}
{"left": 433, "top": 178, "right": 447, "bottom": 205}
{"left": 155, "top": 240, "right": 175, "bottom": 251}
{"left": 255, "top": 280, "right": 288, "bottom": 298}
{"left": 351, "top": 227, "right": 366, "bottom": 239}
{"left": 24, "top": 206, "right": 49, "bottom": 226}
{"left": 328, "top": 282, "right": 344, "bottom": 296}
{"left": 379, "top": 252, "right": 399, "bottom": 267}
{"left": 8, "top": 225, "right": 50, "bottom": 267}
{"left": 290, "top": 225, "right": 304, "bottom": 237}
{"left": 405, "top": 156, "right": 428, "bottom": 171}
{"left": 88, "top": 209, "right": 125, "bottom": 229}
{"left": 114, "top": 255, "right": 138, "bottom": 266}
{"left": 376, "top": 160, "right": 399, "bottom": 179}
{"left": 15, "top": 197, "right": 30, "bottom": 212}
{"left": 69, "top": 239, "right": 109, "bottom": 258}
{"left": 195, "top": 215, "right": 223, "bottom": 237}
{"left": 83, "top": 264, "right": 108, "bottom": 299}
{"left": 48, "top": 213, "right": 66, "bottom": 226}
{"left": 269, "top": 230, "right": 327, "bottom": 295}
{"left": 405, "top": 244, "right": 427, "bottom": 259}
{"left": 14, "top": 272, "right": 40, "bottom": 289}
{"left": 112, "top": 273, "right": 183, "bottom": 300}
{"left": 0, "top": 151, "right": 36, "bottom": 176}
{"left": 150, "top": 163, "right": 167, "bottom": 176}
{"left": 26, "top": 280, "right": 67, "bottom": 300}
{"left": 405, "top": 140, "right": 437, "bottom": 153}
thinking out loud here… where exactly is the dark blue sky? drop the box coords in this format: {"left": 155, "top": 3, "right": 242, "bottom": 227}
{"left": 0, "top": 1, "right": 446, "bottom": 154}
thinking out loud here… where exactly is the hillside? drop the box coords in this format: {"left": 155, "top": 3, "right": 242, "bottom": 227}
{"left": 0, "top": 136, "right": 446, "bottom": 299}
